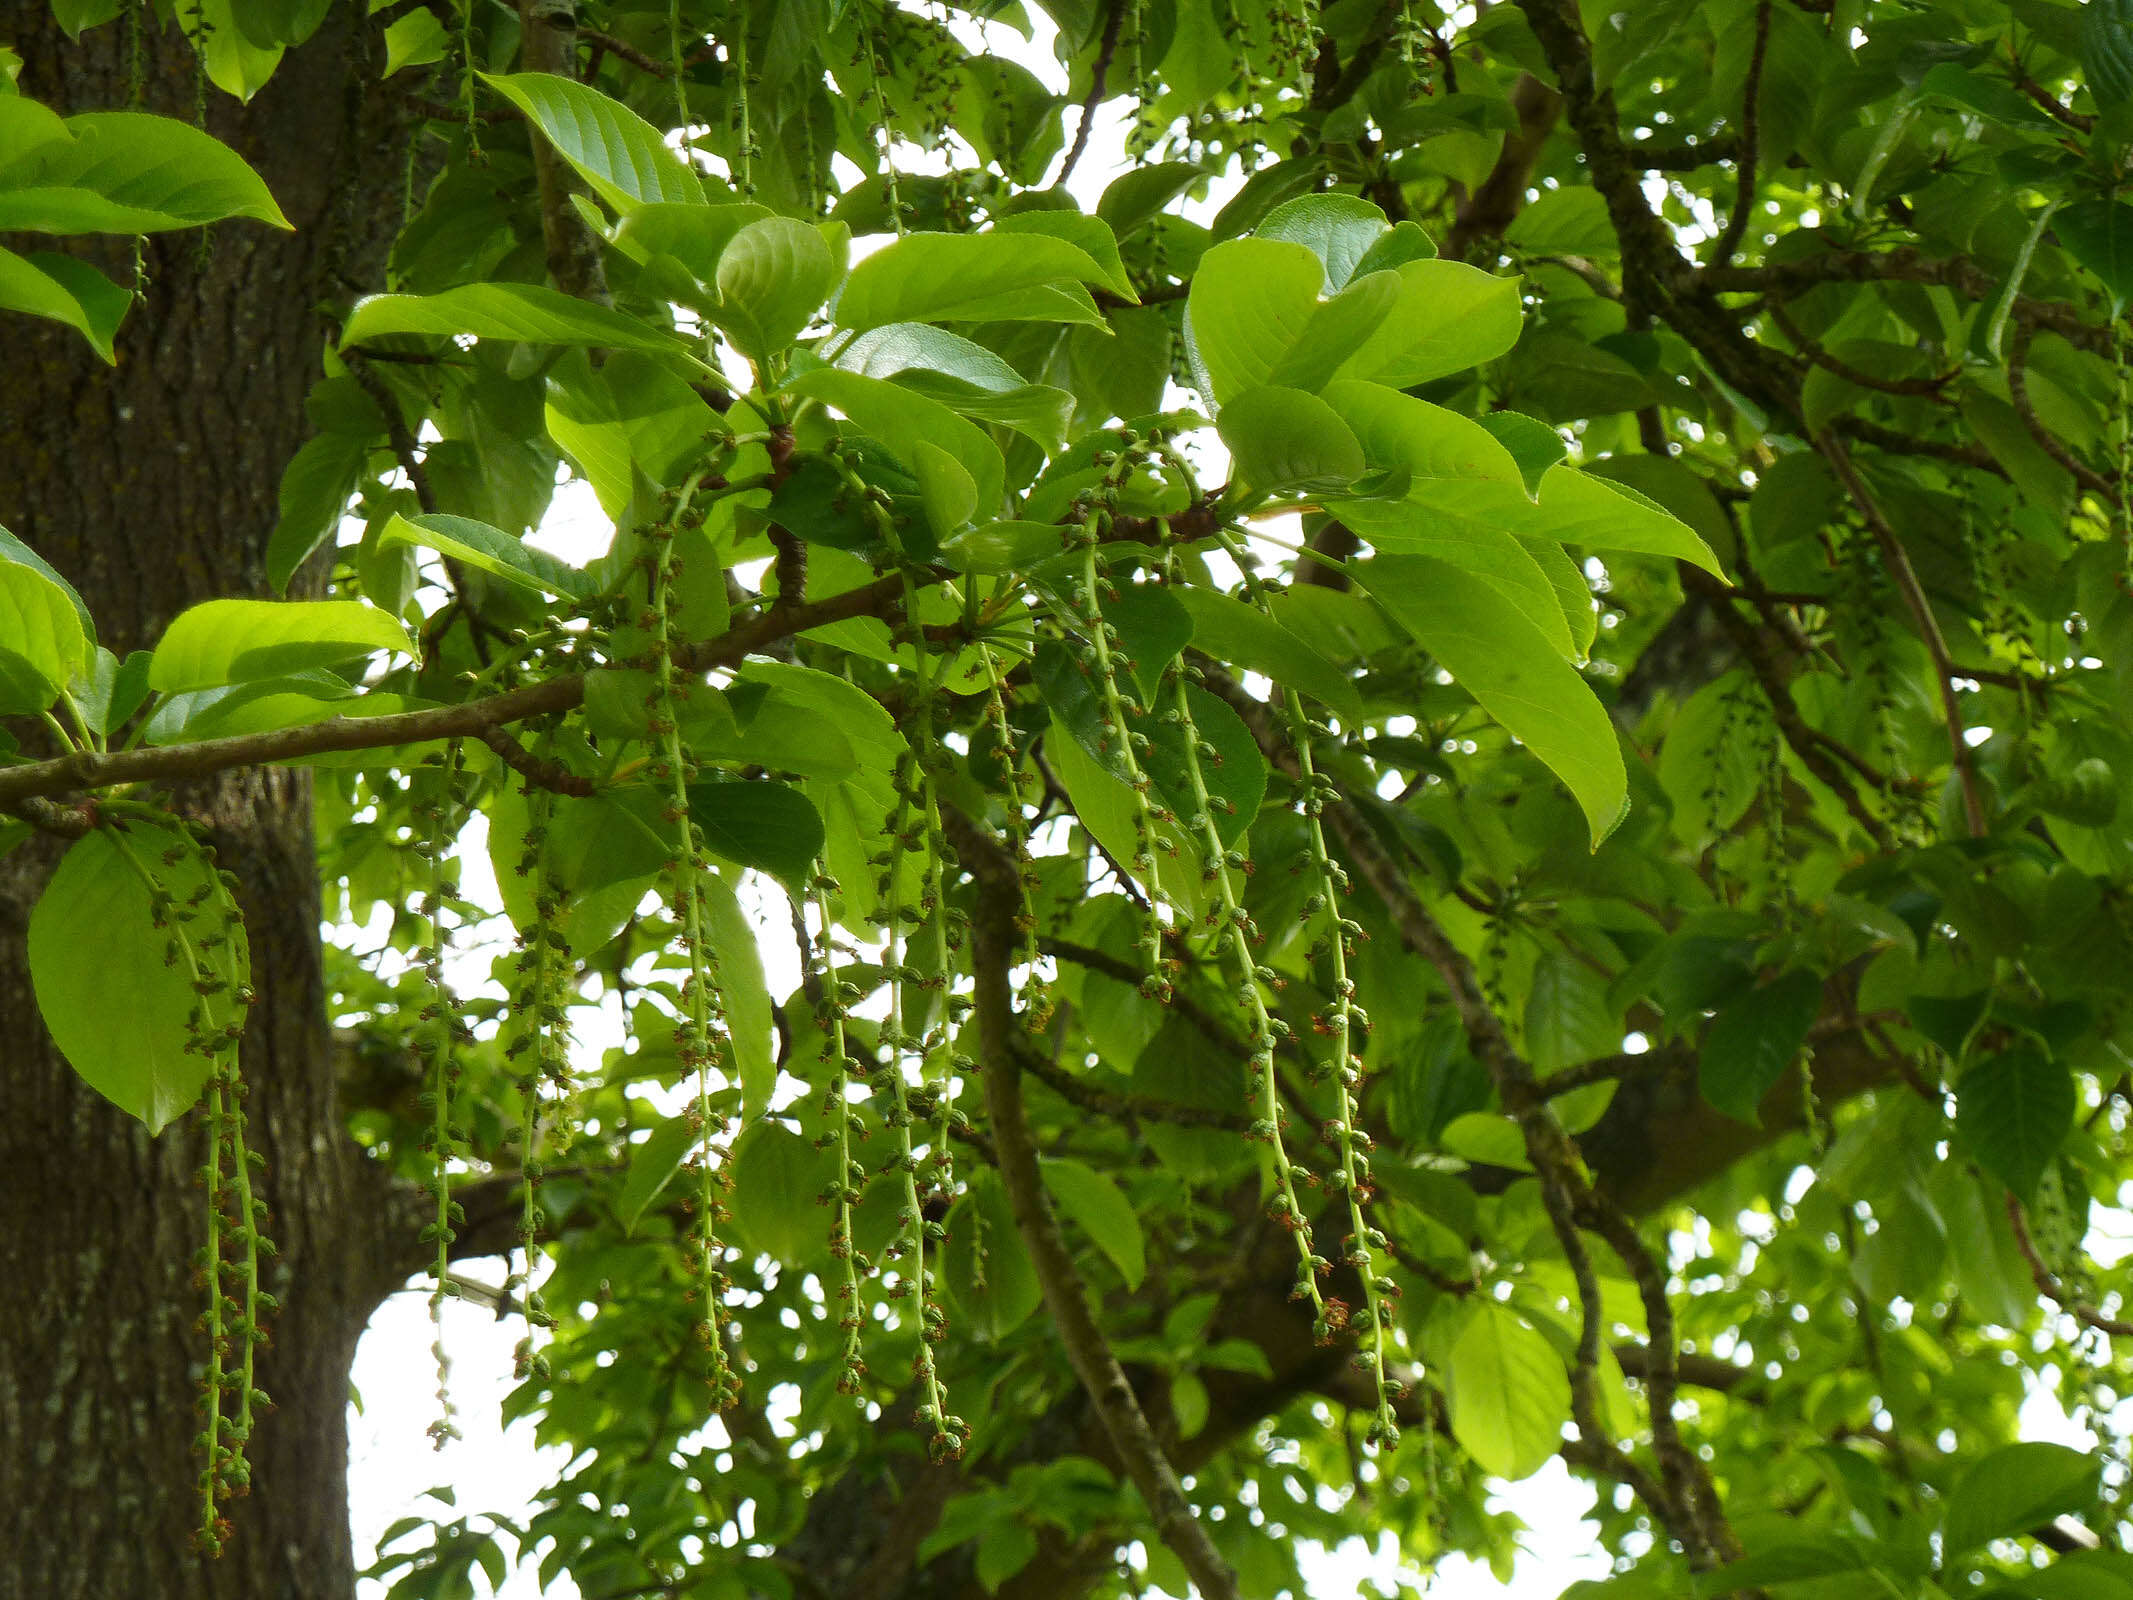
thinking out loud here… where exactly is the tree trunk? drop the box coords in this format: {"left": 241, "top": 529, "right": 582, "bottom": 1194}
{"left": 0, "top": 13, "right": 413, "bottom": 1597}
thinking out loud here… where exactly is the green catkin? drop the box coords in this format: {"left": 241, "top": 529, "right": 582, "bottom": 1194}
{"left": 1064, "top": 441, "right": 1176, "bottom": 1001}
{"left": 808, "top": 872, "right": 872, "bottom": 1402}
{"left": 1758, "top": 695, "right": 1794, "bottom": 927}
{"left": 417, "top": 741, "right": 470, "bottom": 1449}
{"left": 856, "top": 5, "right": 905, "bottom": 233}
{"left": 815, "top": 448, "right": 965, "bottom": 1457}
{"left": 109, "top": 819, "right": 267, "bottom": 1553}
{"left": 646, "top": 476, "right": 743, "bottom": 1412}
{"left": 505, "top": 787, "right": 570, "bottom": 1383}
{"left": 867, "top": 610, "right": 966, "bottom": 1462}
{"left": 977, "top": 640, "right": 1052, "bottom": 1029}
{"left": 2117, "top": 321, "right": 2131, "bottom": 581}
{"left": 1209, "top": 524, "right": 1402, "bottom": 1448}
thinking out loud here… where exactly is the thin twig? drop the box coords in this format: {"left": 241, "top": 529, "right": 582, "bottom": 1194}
{"left": 2010, "top": 324, "right": 2117, "bottom": 499}
{"left": 576, "top": 26, "right": 672, "bottom": 77}
{"left": 1054, "top": 0, "right": 1126, "bottom": 188}
{"left": 2006, "top": 1192, "right": 2133, "bottom": 1338}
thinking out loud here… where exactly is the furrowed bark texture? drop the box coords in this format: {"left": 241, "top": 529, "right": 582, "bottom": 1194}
{"left": 0, "top": 12, "right": 414, "bottom": 1598}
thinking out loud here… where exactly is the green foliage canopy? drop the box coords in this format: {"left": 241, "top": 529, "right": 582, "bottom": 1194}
{"left": 10, "top": 1, "right": 2133, "bottom": 1597}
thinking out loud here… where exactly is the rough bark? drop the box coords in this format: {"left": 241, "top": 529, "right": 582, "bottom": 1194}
{"left": 0, "top": 11, "right": 414, "bottom": 1598}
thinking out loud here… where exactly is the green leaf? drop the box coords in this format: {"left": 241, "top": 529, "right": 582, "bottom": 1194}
{"left": 687, "top": 780, "right": 825, "bottom": 887}
{"left": 1040, "top": 1157, "right": 1145, "bottom": 1288}
{"left": 29, "top": 820, "right": 248, "bottom": 1134}
{"left": 698, "top": 870, "right": 775, "bottom": 1119}
{"left": 942, "top": 1167, "right": 1042, "bottom": 1341}
{"left": 991, "top": 210, "right": 1134, "bottom": 298}
{"left": 785, "top": 368, "right": 1005, "bottom": 521}
{"left": 380, "top": 8, "right": 448, "bottom": 76}
{"left": 1331, "top": 259, "right": 1524, "bottom": 388}
{"left": 148, "top": 599, "right": 413, "bottom": 692}
{"left": 716, "top": 217, "right": 835, "bottom": 360}
{"left": 727, "top": 1121, "right": 838, "bottom": 1267}
{"left": 180, "top": 0, "right": 282, "bottom": 100}
{"left": 835, "top": 322, "right": 1029, "bottom": 391}
{"left": 937, "top": 520, "right": 1067, "bottom": 575}
{"left": 1324, "top": 378, "right": 1525, "bottom": 487}
{"left": 618, "top": 1114, "right": 704, "bottom": 1235}
{"left": 1371, "top": 540, "right": 1574, "bottom": 663}
{"left": 974, "top": 1519, "right": 1039, "bottom": 1593}
{"left": 1183, "top": 238, "right": 1323, "bottom": 406}
{"left": 1693, "top": 1535, "right": 1875, "bottom": 1596}
{"left": 1333, "top": 463, "right": 1722, "bottom": 574}
{"left": 378, "top": 513, "right": 590, "bottom": 598}
{"left": 1144, "top": 685, "right": 1266, "bottom": 848}
{"left": 50, "top": 0, "right": 122, "bottom": 39}
{"left": 1168, "top": 585, "right": 1363, "bottom": 724}
{"left": 1478, "top": 411, "right": 1568, "bottom": 494}
{"left": 342, "top": 285, "right": 705, "bottom": 366}
{"left": 913, "top": 440, "right": 979, "bottom": 539}
{"left": 0, "top": 560, "right": 89, "bottom": 714}
{"left": 0, "top": 247, "right": 128, "bottom": 362}
{"left": 609, "top": 201, "right": 771, "bottom": 281}
{"left": 1256, "top": 193, "right": 1391, "bottom": 290}
{"left": 1170, "top": 1371, "right": 1210, "bottom": 1440}
{"left": 2082, "top": 0, "right": 2133, "bottom": 112}
{"left": 1357, "top": 554, "right": 1627, "bottom": 845}
{"left": 488, "top": 785, "right": 669, "bottom": 954}
{"left": 2057, "top": 198, "right": 2133, "bottom": 315}
{"left": 1522, "top": 535, "right": 1597, "bottom": 660}
{"left": 0, "top": 523, "right": 94, "bottom": 642}
{"left": 1505, "top": 186, "right": 1616, "bottom": 258}
{"left": 1217, "top": 385, "right": 1366, "bottom": 495}
{"left": 1944, "top": 1442, "right": 2100, "bottom": 1553}
{"left": 265, "top": 431, "right": 369, "bottom": 593}
{"left": 1524, "top": 949, "right": 1619, "bottom": 1074}
{"left": 70, "top": 647, "right": 152, "bottom": 738}
{"left": 1699, "top": 970, "right": 1823, "bottom": 1125}
{"left": 1657, "top": 671, "right": 1768, "bottom": 845}
{"left": 1444, "top": 1301, "right": 1571, "bottom": 1480}
{"left": 1957, "top": 1044, "right": 2075, "bottom": 1202}
{"left": 1261, "top": 271, "right": 1402, "bottom": 394}
{"left": 0, "top": 110, "right": 290, "bottom": 229}
{"left": 832, "top": 229, "right": 1118, "bottom": 332}
{"left": 480, "top": 72, "right": 703, "bottom": 211}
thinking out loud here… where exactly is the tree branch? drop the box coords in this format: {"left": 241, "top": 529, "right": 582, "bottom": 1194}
{"left": 0, "top": 574, "right": 899, "bottom": 808}
{"left": 1707, "top": 0, "right": 1770, "bottom": 269}
{"left": 2009, "top": 323, "right": 2117, "bottom": 500}
{"left": 518, "top": 0, "right": 613, "bottom": 304}
{"left": 954, "top": 805, "right": 1241, "bottom": 1600}
{"left": 2007, "top": 1191, "right": 2133, "bottom": 1339}
{"left": 1054, "top": 0, "right": 1125, "bottom": 188}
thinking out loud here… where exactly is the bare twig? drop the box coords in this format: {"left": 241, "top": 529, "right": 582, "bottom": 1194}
{"left": 1054, "top": 1, "right": 1126, "bottom": 188}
